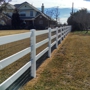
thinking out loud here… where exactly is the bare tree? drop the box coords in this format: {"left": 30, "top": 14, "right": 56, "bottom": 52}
{"left": 53, "top": 6, "right": 60, "bottom": 22}
{"left": 45, "top": 6, "right": 60, "bottom": 22}
{"left": 46, "top": 8, "right": 54, "bottom": 18}
{"left": 0, "top": 0, "right": 11, "bottom": 13}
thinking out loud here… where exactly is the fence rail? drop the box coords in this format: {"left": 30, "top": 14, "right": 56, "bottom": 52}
{"left": 0, "top": 26, "right": 71, "bottom": 90}
{"left": 0, "top": 32, "right": 31, "bottom": 45}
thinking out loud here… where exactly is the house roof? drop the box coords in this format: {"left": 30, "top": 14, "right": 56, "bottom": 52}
{"left": 34, "top": 14, "right": 49, "bottom": 20}
{"left": 8, "top": 3, "right": 16, "bottom": 9}
{"left": 14, "top": 2, "right": 52, "bottom": 20}
{"left": 6, "top": 3, "right": 16, "bottom": 9}
{"left": 14, "top": 2, "right": 41, "bottom": 12}
{"left": 44, "top": 13, "right": 56, "bottom": 21}
{"left": 14, "top": 4, "right": 21, "bottom": 8}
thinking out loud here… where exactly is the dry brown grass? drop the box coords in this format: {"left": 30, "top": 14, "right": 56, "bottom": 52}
{"left": 0, "top": 30, "right": 29, "bottom": 36}
{"left": 21, "top": 32, "right": 90, "bottom": 90}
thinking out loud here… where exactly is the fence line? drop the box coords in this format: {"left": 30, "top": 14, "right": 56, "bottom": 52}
{"left": 0, "top": 26, "right": 71, "bottom": 90}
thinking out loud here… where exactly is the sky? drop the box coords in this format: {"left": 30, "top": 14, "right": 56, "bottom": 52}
{"left": 10, "top": 0, "right": 90, "bottom": 24}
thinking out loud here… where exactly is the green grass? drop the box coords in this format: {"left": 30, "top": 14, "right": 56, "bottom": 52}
{"left": 72, "top": 30, "right": 90, "bottom": 35}
{"left": 21, "top": 31, "right": 90, "bottom": 90}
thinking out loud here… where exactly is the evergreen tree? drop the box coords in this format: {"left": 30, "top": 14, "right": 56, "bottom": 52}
{"left": 11, "top": 8, "right": 20, "bottom": 29}
{"left": 67, "top": 9, "right": 90, "bottom": 32}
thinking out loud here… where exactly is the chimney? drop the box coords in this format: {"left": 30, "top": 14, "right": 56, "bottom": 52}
{"left": 41, "top": 3, "right": 44, "bottom": 13}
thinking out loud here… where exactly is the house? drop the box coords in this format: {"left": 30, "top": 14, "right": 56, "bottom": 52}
{"left": 0, "top": 2, "right": 57, "bottom": 29}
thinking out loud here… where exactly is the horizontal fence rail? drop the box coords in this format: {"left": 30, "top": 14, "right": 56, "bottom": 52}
{"left": 0, "top": 47, "right": 31, "bottom": 70}
{"left": 0, "top": 62, "right": 31, "bottom": 90}
{"left": 36, "top": 30, "right": 49, "bottom": 36}
{"left": 0, "top": 32, "right": 31, "bottom": 45}
{"left": 0, "top": 26, "right": 71, "bottom": 90}
{"left": 36, "top": 38, "right": 49, "bottom": 49}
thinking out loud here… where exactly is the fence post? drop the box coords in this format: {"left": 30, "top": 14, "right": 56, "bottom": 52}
{"left": 70, "top": 26, "right": 72, "bottom": 32}
{"left": 56, "top": 27, "right": 58, "bottom": 48}
{"left": 61, "top": 27, "right": 63, "bottom": 42}
{"left": 66, "top": 28, "right": 67, "bottom": 37}
{"left": 64, "top": 27, "right": 65, "bottom": 38}
{"left": 48, "top": 28, "right": 51, "bottom": 58}
{"left": 30, "top": 29, "right": 36, "bottom": 78}
{"left": 62, "top": 27, "right": 65, "bottom": 40}
{"left": 66, "top": 27, "right": 68, "bottom": 35}
{"left": 59, "top": 27, "right": 62, "bottom": 43}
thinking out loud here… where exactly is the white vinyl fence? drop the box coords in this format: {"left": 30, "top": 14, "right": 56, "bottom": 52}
{"left": 0, "top": 26, "right": 71, "bottom": 90}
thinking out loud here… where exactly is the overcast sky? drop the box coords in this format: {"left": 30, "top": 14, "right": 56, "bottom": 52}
{"left": 10, "top": 0, "right": 90, "bottom": 9}
{"left": 10, "top": 0, "right": 90, "bottom": 24}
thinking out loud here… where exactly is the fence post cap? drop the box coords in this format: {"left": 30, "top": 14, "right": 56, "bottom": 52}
{"left": 31, "top": 29, "right": 36, "bottom": 31}
{"left": 48, "top": 27, "right": 51, "bottom": 29}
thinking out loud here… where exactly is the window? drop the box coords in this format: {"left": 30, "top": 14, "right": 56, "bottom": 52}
{"left": 20, "top": 13, "right": 26, "bottom": 17}
{"left": 30, "top": 11, "right": 33, "bottom": 17}
{"left": 20, "top": 12, "right": 26, "bottom": 17}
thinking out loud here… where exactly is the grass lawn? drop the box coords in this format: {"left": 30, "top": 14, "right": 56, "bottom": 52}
{"left": 0, "top": 30, "right": 30, "bottom": 36}
{"left": 20, "top": 31, "right": 90, "bottom": 90}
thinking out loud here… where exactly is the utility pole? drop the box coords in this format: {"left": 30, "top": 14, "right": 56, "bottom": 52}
{"left": 71, "top": 2, "right": 74, "bottom": 15}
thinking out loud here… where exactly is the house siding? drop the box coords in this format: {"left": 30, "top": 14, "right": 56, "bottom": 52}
{"left": 19, "top": 4, "right": 38, "bottom": 17}
{"left": 34, "top": 15, "right": 49, "bottom": 29}
{"left": 18, "top": 3, "right": 32, "bottom": 9}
